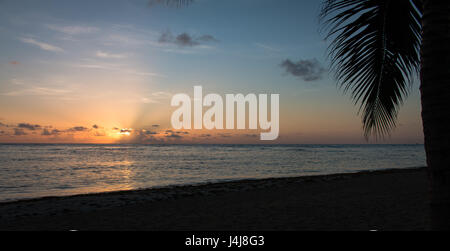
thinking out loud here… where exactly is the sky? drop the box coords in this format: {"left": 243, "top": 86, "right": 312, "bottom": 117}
{"left": 0, "top": 0, "right": 424, "bottom": 144}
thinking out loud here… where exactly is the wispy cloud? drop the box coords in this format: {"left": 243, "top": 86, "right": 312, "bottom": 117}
{"left": 141, "top": 91, "right": 172, "bottom": 104}
{"left": 162, "top": 48, "right": 196, "bottom": 54}
{"left": 47, "top": 24, "right": 99, "bottom": 35}
{"left": 104, "top": 34, "right": 151, "bottom": 47}
{"left": 74, "top": 62, "right": 161, "bottom": 77}
{"left": 255, "top": 43, "right": 281, "bottom": 53}
{"left": 19, "top": 37, "right": 64, "bottom": 52}
{"left": 1, "top": 86, "right": 72, "bottom": 97}
{"left": 95, "top": 51, "right": 128, "bottom": 59}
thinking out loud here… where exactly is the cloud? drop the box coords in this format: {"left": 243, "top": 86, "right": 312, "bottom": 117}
{"left": 67, "top": 126, "right": 89, "bottom": 132}
{"left": 92, "top": 124, "right": 100, "bottom": 129}
{"left": 17, "top": 123, "right": 41, "bottom": 131}
{"left": 41, "top": 129, "right": 61, "bottom": 136}
{"left": 47, "top": 25, "right": 99, "bottom": 35}
{"left": 175, "top": 33, "right": 198, "bottom": 47}
{"left": 116, "top": 128, "right": 159, "bottom": 144}
{"left": 165, "top": 133, "right": 183, "bottom": 139}
{"left": 9, "top": 61, "right": 20, "bottom": 65}
{"left": 74, "top": 63, "right": 160, "bottom": 77}
{"left": 197, "top": 35, "right": 219, "bottom": 43}
{"left": 152, "top": 124, "right": 160, "bottom": 128}
{"left": 120, "top": 129, "right": 133, "bottom": 134}
{"left": 255, "top": 43, "right": 280, "bottom": 52}
{"left": 95, "top": 51, "right": 127, "bottom": 59}
{"left": 140, "top": 91, "right": 172, "bottom": 104}
{"left": 19, "top": 38, "right": 64, "bottom": 52}
{"left": 280, "top": 59, "right": 326, "bottom": 81}
{"left": 1, "top": 86, "right": 72, "bottom": 97}
{"left": 158, "top": 31, "right": 218, "bottom": 47}
{"left": 141, "top": 97, "right": 160, "bottom": 104}
{"left": 14, "top": 128, "right": 27, "bottom": 136}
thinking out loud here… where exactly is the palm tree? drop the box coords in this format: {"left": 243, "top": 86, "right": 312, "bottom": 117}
{"left": 154, "top": 0, "right": 450, "bottom": 230}
{"left": 320, "top": 0, "right": 450, "bottom": 230}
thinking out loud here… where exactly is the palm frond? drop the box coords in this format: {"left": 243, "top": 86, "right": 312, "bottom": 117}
{"left": 320, "top": 0, "right": 422, "bottom": 138}
{"left": 148, "top": 0, "right": 193, "bottom": 8}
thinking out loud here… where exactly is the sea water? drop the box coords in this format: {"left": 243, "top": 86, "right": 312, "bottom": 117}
{"left": 0, "top": 144, "right": 426, "bottom": 202}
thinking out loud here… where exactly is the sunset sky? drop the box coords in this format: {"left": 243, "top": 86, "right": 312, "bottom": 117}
{"left": 0, "top": 0, "right": 423, "bottom": 144}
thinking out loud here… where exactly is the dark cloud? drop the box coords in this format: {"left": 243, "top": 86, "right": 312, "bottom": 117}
{"left": 120, "top": 129, "right": 132, "bottom": 134}
{"left": 113, "top": 127, "right": 120, "bottom": 131}
{"left": 166, "top": 133, "right": 183, "bottom": 139}
{"left": 158, "top": 31, "right": 218, "bottom": 47}
{"left": 152, "top": 124, "right": 160, "bottom": 128}
{"left": 67, "top": 126, "right": 89, "bottom": 132}
{"left": 280, "top": 58, "right": 326, "bottom": 81}
{"left": 17, "top": 123, "right": 41, "bottom": 131}
{"left": 175, "top": 33, "right": 198, "bottom": 47}
{"left": 143, "top": 130, "right": 157, "bottom": 135}
{"left": 41, "top": 129, "right": 61, "bottom": 136}
{"left": 117, "top": 128, "right": 158, "bottom": 144}
{"left": 92, "top": 124, "right": 99, "bottom": 129}
{"left": 14, "top": 128, "right": 27, "bottom": 136}
{"left": 197, "top": 35, "right": 219, "bottom": 43}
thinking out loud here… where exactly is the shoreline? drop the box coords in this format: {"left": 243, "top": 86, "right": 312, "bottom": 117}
{"left": 0, "top": 166, "right": 426, "bottom": 205}
{"left": 0, "top": 167, "right": 430, "bottom": 230}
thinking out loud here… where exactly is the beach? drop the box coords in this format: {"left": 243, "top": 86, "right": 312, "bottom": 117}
{"left": 0, "top": 167, "right": 430, "bottom": 231}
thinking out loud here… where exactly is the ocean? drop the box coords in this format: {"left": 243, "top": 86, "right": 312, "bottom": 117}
{"left": 0, "top": 144, "right": 426, "bottom": 202}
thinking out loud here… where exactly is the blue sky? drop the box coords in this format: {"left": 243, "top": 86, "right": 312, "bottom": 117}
{"left": 0, "top": 0, "right": 424, "bottom": 144}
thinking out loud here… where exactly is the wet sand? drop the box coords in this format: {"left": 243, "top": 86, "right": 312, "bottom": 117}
{"left": 0, "top": 168, "right": 430, "bottom": 231}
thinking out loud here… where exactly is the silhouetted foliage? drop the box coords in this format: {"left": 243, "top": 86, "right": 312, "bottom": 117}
{"left": 320, "top": 0, "right": 422, "bottom": 138}
{"left": 149, "top": 0, "right": 193, "bottom": 8}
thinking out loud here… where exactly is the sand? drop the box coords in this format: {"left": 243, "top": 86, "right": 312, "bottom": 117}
{"left": 0, "top": 168, "right": 430, "bottom": 231}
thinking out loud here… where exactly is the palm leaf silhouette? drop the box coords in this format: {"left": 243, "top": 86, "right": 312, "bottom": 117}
{"left": 148, "top": 0, "right": 193, "bottom": 7}
{"left": 320, "top": 0, "right": 422, "bottom": 138}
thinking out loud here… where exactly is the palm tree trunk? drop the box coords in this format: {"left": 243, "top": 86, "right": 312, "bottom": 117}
{"left": 420, "top": 0, "right": 450, "bottom": 230}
